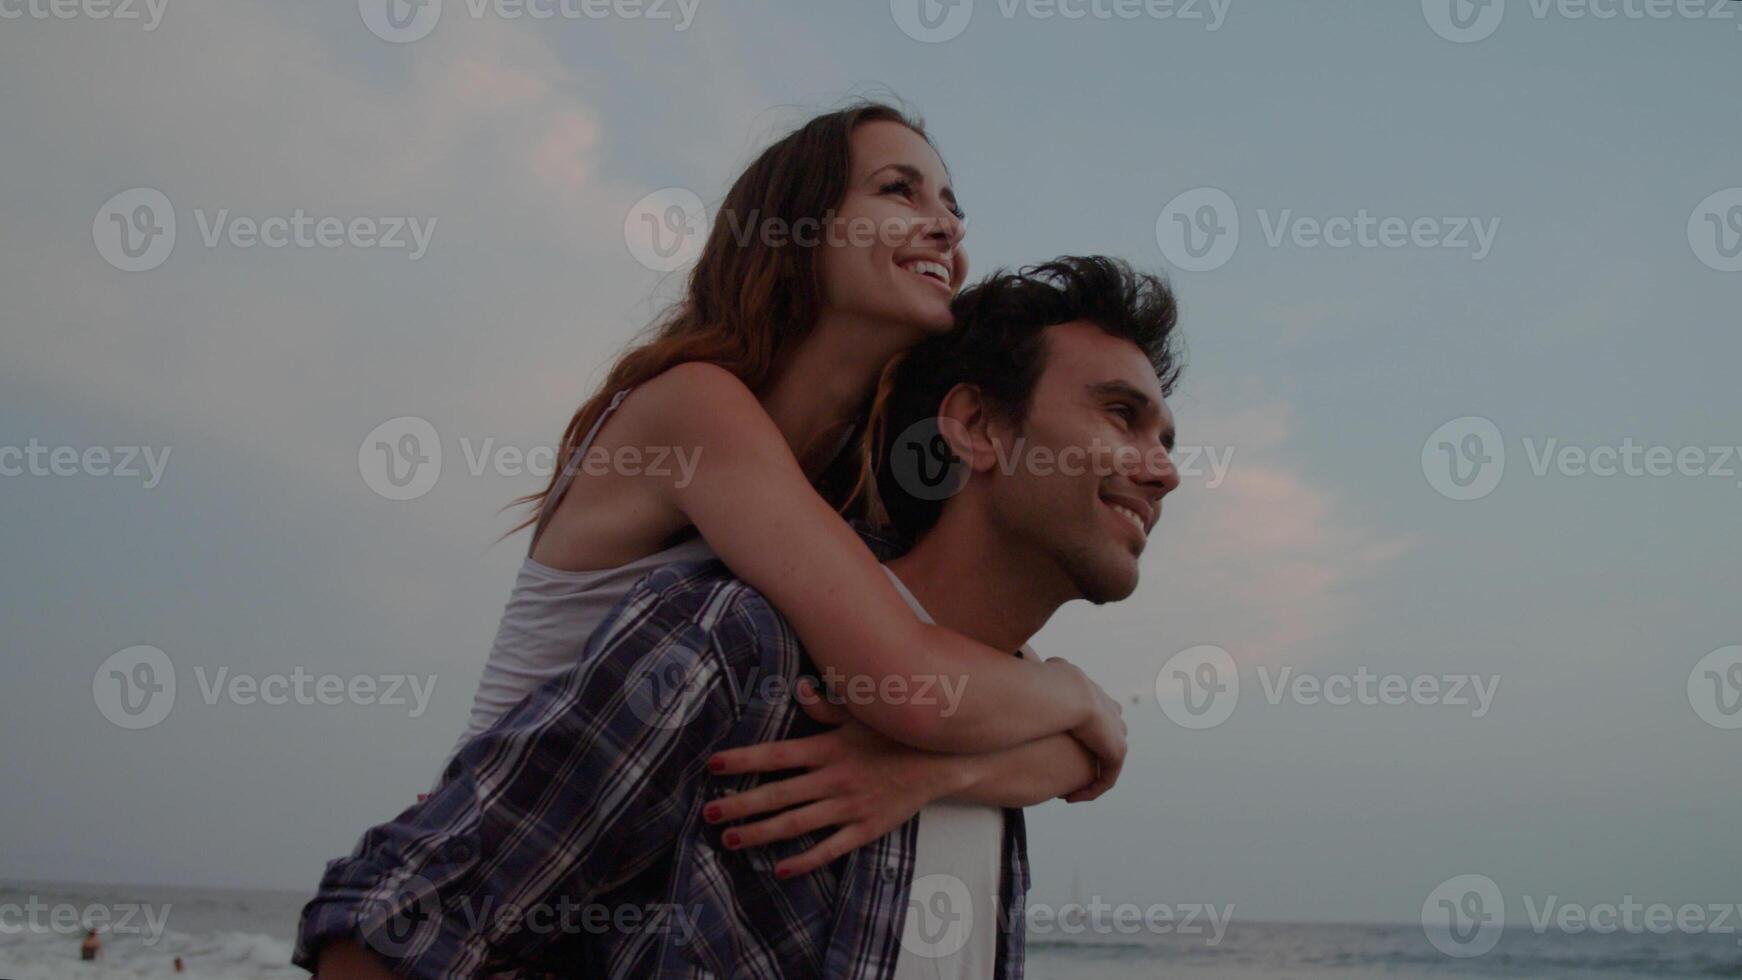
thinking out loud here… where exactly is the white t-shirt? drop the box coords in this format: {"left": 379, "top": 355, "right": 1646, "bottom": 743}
{"left": 882, "top": 566, "right": 1007, "bottom": 980}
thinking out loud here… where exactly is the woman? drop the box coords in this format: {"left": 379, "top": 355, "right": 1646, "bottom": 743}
{"left": 453, "top": 101, "right": 1126, "bottom": 824}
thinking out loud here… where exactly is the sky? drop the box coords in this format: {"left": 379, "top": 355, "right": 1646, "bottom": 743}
{"left": 2, "top": 0, "right": 1739, "bottom": 930}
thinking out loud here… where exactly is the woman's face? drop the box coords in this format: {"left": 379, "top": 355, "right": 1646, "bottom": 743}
{"left": 815, "top": 120, "right": 968, "bottom": 334}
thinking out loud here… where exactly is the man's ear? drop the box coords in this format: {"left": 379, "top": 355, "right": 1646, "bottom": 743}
{"left": 935, "top": 383, "right": 1007, "bottom": 475}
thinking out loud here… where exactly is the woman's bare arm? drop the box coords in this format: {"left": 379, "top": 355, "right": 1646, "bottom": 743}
{"left": 948, "top": 732, "right": 1100, "bottom": 808}
{"left": 705, "top": 685, "right": 1108, "bottom": 877}
{"left": 631, "top": 362, "right": 1122, "bottom": 770}
{"left": 949, "top": 647, "right": 1102, "bottom": 806}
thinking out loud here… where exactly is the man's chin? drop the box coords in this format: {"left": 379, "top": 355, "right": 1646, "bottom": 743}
{"left": 1071, "top": 557, "right": 1140, "bottom": 605}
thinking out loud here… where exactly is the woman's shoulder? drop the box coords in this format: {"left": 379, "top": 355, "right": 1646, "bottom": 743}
{"left": 619, "top": 361, "right": 769, "bottom": 437}
{"left": 638, "top": 360, "right": 754, "bottom": 401}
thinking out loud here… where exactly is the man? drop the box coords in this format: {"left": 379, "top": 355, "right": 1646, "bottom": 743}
{"left": 294, "top": 255, "right": 1183, "bottom": 979}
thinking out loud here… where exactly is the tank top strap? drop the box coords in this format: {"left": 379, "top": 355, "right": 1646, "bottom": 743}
{"left": 529, "top": 387, "right": 633, "bottom": 554}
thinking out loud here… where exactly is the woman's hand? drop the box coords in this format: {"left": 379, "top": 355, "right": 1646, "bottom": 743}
{"left": 1050, "top": 658, "right": 1127, "bottom": 800}
{"left": 703, "top": 681, "right": 969, "bottom": 878}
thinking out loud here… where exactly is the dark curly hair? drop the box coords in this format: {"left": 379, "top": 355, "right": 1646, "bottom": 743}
{"left": 858, "top": 255, "right": 1184, "bottom": 541}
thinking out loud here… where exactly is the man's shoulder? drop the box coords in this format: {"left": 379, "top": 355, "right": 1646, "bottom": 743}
{"left": 611, "top": 558, "right": 789, "bottom": 666}
{"left": 625, "top": 521, "right": 909, "bottom": 629}
{"left": 633, "top": 557, "right": 769, "bottom": 616}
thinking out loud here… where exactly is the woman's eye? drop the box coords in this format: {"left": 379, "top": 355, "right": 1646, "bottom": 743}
{"left": 881, "top": 178, "right": 964, "bottom": 221}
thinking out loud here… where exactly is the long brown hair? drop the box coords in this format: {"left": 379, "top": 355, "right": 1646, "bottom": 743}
{"left": 507, "top": 100, "right": 938, "bottom": 536}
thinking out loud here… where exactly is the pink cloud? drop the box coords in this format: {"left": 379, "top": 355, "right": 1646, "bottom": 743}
{"left": 1165, "top": 380, "right": 1414, "bottom": 663}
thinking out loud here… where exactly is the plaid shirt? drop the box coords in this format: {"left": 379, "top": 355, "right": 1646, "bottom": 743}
{"left": 294, "top": 551, "right": 1030, "bottom": 979}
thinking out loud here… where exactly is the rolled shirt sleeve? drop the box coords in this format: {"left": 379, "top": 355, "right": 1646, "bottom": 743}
{"left": 293, "top": 578, "right": 754, "bottom": 977}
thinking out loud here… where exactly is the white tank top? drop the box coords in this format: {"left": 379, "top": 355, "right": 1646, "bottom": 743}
{"left": 449, "top": 388, "right": 716, "bottom": 757}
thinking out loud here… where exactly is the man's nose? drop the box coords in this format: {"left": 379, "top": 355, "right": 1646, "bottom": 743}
{"left": 1137, "top": 445, "right": 1181, "bottom": 499}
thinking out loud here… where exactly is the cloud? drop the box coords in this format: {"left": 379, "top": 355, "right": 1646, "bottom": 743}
{"left": 1159, "top": 378, "right": 1414, "bottom": 663}
{"left": 0, "top": 0, "right": 634, "bottom": 501}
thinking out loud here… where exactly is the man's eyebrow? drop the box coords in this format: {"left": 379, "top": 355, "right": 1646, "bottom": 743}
{"left": 869, "top": 162, "right": 959, "bottom": 211}
{"left": 1086, "top": 380, "right": 1155, "bottom": 408}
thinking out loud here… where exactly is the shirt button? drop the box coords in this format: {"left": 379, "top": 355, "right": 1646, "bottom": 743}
{"left": 881, "top": 865, "right": 899, "bottom": 882}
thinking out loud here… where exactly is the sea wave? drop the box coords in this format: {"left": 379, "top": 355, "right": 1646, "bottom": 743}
{"left": 0, "top": 926, "right": 303, "bottom": 980}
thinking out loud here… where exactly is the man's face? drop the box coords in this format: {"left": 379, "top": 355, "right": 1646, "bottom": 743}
{"left": 981, "top": 321, "right": 1179, "bottom": 603}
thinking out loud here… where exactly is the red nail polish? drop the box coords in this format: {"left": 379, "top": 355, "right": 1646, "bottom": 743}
{"left": 707, "top": 757, "right": 725, "bottom": 773}
{"left": 723, "top": 830, "right": 741, "bottom": 848}
{"left": 704, "top": 804, "right": 721, "bottom": 822}
{"left": 775, "top": 867, "right": 791, "bottom": 880}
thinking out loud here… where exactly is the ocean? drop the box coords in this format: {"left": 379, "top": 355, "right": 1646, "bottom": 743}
{"left": 3, "top": 881, "right": 1738, "bottom": 979}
